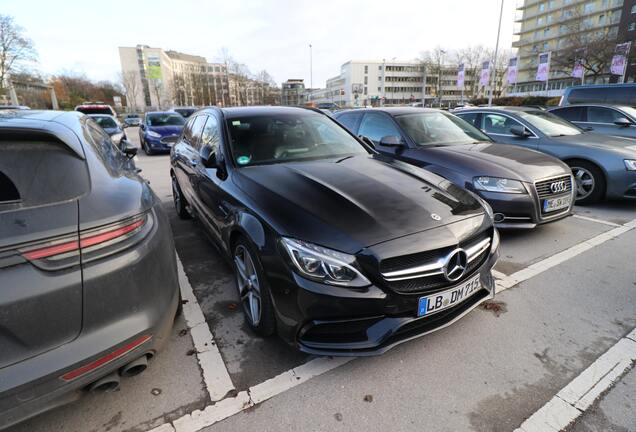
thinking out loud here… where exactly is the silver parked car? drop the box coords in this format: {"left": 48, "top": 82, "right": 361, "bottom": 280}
{"left": 455, "top": 107, "right": 636, "bottom": 204}
{"left": 548, "top": 104, "right": 636, "bottom": 140}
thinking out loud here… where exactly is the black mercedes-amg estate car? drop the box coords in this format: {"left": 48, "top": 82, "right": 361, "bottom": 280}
{"left": 170, "top": 106, "right": 500, "bottom": 355}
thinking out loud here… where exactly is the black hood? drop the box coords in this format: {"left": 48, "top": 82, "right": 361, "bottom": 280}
{"left": 234, "top": 154, "right": 485, "bottom": 253}
{"left": 418, "top": 142, "right": 570, "bottom": 182}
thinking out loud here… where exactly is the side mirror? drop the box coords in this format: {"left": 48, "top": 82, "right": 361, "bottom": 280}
{"left": 122, "top": 142, "right": 138, "bottom": 158}
{"left": 379, "top": 135, "right": 405, "bottom": 147}
{"left": 140, "top": 123, "right": 146, "bottom": 130}
{"left": 510, "top": 125, "right": 532, "bottom": 138}
{"left": 200, "top": 144, "right": 218, "bottom": 168}
{"left": 359, "top": 135, "right": 376, "bottom": 149}
{"left": 614, "top": 117, "right": 632, "bottom": 127}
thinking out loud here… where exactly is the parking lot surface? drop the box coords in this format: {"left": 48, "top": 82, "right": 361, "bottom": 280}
{"left": 10, "top": 129, "right": 636, "bottom": 432}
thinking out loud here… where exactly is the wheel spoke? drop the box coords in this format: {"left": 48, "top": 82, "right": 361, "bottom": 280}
{"left": 234, "top": 256, "right": 248, "bottom": 285}
{"left": 249, "top": 292, "right": 260, "bottom": 324}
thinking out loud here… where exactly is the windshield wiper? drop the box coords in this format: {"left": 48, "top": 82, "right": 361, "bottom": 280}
{"left": 335, "top": 155, "right": 354, "bottom": 163}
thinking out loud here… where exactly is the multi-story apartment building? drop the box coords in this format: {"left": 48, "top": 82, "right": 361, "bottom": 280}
{"left": 305, "top": 60, "right": 500, "bottom": 108}
{"left": 119, "top": 45, "right": 277, "bottom": 110}
{"left": 281, "top": 79, "right": 306, "bottom": 106}
{"left": 511, "top": 0, "right": 626, "bottom": 96}
{"left": 616, "top": 0, "right": 636, "bottom": 81}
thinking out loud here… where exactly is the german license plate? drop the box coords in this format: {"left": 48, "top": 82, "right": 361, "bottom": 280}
{"left": 543, "top": 195, "right": 571, "bottom": 213}
{"left": 417, "top": 275, "right": 481, "bottom": 317}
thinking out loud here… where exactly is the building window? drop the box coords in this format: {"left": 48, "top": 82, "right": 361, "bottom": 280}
{"left": 583, "top": 2, "right": 595, "bottom": 14}
{"left": 537, "top": 16, "right": 544, "bottom": 25}
{"left": 598, "top": 14, "right": 606, "bottom": 24}
{"left": 539, "top": 2, "right": 545, "bottom": 11}
{"left": 378, "top": 87, "right": 381, "bottom": 92}
{"left": 364, "top": 65, "right": 368, "bottom": 74}
{"left": 364, "top": 86, "right": 367, "bottom": 95}
{"left": 378, "top": 65, "right": 382, "bottom": 70}
{"left": 364, "top": 76, "right": 368, "bottom": 84}
{"left": 544, "top": 27, "right": 550, "bottom": 36}
{"left": 629, "top": 22, "right": 636, "bottom": 31}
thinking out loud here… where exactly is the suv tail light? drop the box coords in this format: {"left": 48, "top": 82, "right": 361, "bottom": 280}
{"left": 19, "top": 213, "right": 151, "bottom": 269}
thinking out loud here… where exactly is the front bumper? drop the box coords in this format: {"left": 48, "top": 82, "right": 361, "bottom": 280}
{"left": 269, "top": 243, "right": 499, "bottom": 357}
{"left": 477, "top": 181, "right": 574, "bottom": 229}
{"left": 605, "top": 169, "right": 636, "bottom": 200}
{"left": 144, "top": 134, "right": 173, "bottom": 152}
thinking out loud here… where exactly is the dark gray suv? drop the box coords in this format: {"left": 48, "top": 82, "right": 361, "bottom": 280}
{"left": 0, "top": 110, "right": 180, "bottom": 429}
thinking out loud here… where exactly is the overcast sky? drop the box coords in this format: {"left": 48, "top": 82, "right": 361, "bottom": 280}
{"left": 5, "top": 0, "right": 517, "bottom": 87}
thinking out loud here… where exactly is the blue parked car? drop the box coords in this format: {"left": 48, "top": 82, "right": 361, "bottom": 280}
{"left": 139, "top": 111, "right": 186, "bottom": 155}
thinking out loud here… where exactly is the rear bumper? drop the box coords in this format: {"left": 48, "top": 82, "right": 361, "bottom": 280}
{"left": 0, "top": 206, "right": 180, "bottom": 429}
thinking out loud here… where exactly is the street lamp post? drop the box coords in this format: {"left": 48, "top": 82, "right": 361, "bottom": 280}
{"left": 488, "top": 0, "right": 504, "bottom": 107}
{"left": 309, "top": 44, "right": 313, "bottom": 100}
{"left": 438, "top": 50, "right": 446, "bottom": 107}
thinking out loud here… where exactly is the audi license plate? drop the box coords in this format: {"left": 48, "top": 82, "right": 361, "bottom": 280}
{"left": 417, "top": 275, "right": 481, "bottom": 317}
{"left": 543, "top": 195, "right": 571, "bottom": 213}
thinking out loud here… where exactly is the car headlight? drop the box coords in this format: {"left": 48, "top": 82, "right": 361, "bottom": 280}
{"left": 473, "top": 176, "right": 527, "bottom": 194}
{"left": 624, "top": 159, "right": 636, "bottom": 171}
{"left": 491, "top": 228, "right": 500, "bottom": 253}
{"left": 147, "top": 130, "right": 161, "bottom": 138}
{"left": 111, "top": 132, "right": 124, "bottom": 144}
{"left": 281, "top": 238, "right": 371, "bottom": 287}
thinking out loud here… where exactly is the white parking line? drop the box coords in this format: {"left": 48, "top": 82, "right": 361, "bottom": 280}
{"left": 572, "top": 213, "right": 621, "bottom": 227}
{"left": 176, "top": 255, "right": 235, "bottom": 402}
{"left": 496, "top": 218, "right": 636, "bottom": 294}
{"left": 514, "top": 328, "right": 636, "bottom": 432}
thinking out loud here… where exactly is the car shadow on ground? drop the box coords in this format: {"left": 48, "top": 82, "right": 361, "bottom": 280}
{"left": 165, "top": 203, "right": 310, "bottom": 391}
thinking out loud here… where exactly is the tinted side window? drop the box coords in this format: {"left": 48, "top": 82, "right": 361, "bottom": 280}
{"left": 587, "top": 107, "right": 622, "bottom": 123}
{"left": 86, "top": 120, "right": 122, "bottom": 173}
{"left": 0, "top": 134, "right": 89, "bottom": 208}
{"left": 182, "top": 116, "right": 197, "bottom": 145}
{"left": 482, "top": 113, "right": 522, "bottom": 135}
{"left": 189, "top": 115, "right": 208, "bottom": 150}
{"left": 201, "top": 115, "right": 221, "bottom": 153}
{"left": 457, "top": 112, "right": 480, "bottom": 127}
{"left": 568, "top": 88, "right": 605, "bottom": 104}
{"left": 358, "top": 113, "right": 401, "bottom": 143}
{"left": 336, "top": 113, "right": 360, "bottom": 132}
{"left": 552, "top": 106, "right": 584, "bottom": 122}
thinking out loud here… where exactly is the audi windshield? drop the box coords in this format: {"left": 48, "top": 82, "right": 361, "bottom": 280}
{"left": 396, "top": 112, "right": 492, "bottom": 146}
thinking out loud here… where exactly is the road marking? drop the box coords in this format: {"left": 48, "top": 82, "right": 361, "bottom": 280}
{"left": 167, "top": 356, "right": 352, "bottom": 432}
{"left": 496, "top": 219, "right": 636, "bottom": 294}
{"left": 572, "top": 214, "right": 621, "bottom": 227}
{"left": 176, "top": 255, "right": 235, "bottom": 402}
{"left": 514, "top": 328, "right": 636, "bottom": 432}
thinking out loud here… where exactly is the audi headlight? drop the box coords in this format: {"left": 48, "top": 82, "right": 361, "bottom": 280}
{"left": 110, "top": 132, "right": 124, "bottom": 144}
{"left": 147, "top": 130, "right": 161, "bottom": 138}
{"left": 281, "top": 238, "right": 371, "bottom": 287}
{"left": 473, "top": 177, "right": 527, "bottom": 194}
{"left": 624, "top": 159, "right": 636, "bottom": 171}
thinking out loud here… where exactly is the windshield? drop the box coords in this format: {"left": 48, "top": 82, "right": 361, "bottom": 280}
{"left": 226, "top": 113, "right": 369, "bottom": 166}
{"left": 517, "top": 111, "right": 582, "bottom": 136}
{"left": 147, "top": 113, "right": 185, "bottom": 127}
{"left": 91, "top": 116, "right": 117, "bottom": 128}
{"left": 396, "top": 112, "right": 491, "bottom": 146}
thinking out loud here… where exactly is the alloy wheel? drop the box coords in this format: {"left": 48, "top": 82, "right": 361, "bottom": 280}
{"left": 571, "top": 166, "right": 595, "bottom": 201}
{"left": 234, "top": 245, "right": 261, "bottom": 326}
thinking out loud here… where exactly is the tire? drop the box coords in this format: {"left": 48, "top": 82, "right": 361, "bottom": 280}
{"left": 567, "top": 160, "right": 605, "bottom": 205}
{"left": 142, "top": 137, "right": 154, "bottom": 156}
{"left": 232, "top": 236, "right": 276, "bottom": 336}
{"left": 171, "top": 175, "right": 191, "bottom": 219}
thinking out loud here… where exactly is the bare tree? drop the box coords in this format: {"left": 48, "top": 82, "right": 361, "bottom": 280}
{"left": 119, "top": 71, "right": 140, "bottom": 112}
{"left": 419, "top": 47, "right": 451, "bottom": 105}
{"left": 549, "top": 6, "right": 617, "bottom": 82}
{"left": 485, "top": 48, "right": 512, "bottom": 97}
{"left": 455, "top": 45, "right": 487, "bottom": 98}
{"left": 0, "top": 15, "right": 37, "bottom": 95}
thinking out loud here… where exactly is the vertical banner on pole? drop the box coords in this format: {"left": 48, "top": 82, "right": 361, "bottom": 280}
{"left": 610, "top": 42, "right": 631, "bottom": 82}
{"left": 536, "top": 52, "right": 551, "bottom": 82}
{"left": 457, "top": 63, "right": 465, "bottom": 88}
{"left": 479, "top": 60, "right": 491, "bottom": 87}
{"left": 506, "top": 57, "right": 518, "bottom": 85}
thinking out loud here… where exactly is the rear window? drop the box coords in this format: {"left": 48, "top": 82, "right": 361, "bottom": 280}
{"left": 0, "top": 134, "right": 89, "bottom": 208}
{"left": 567, "top": 87, "right": 636, "bottom": 106}
{"left": 146, "top": 113, "right": 185, "bottom": 126}
{"left": 91, "top": 116, "right": 117, "bottom": 128}
{"left": 76, "top": 106, "right": 114, "bottom": 116}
